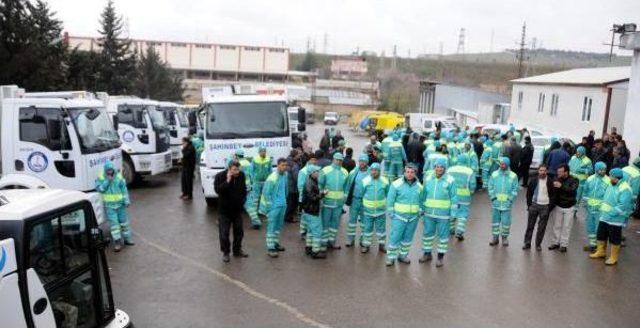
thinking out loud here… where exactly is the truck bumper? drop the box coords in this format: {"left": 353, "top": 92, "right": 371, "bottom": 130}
{"left": 105, "top": 309, "right": 131, "bottom": 328}
{"left": 200, "top": 166, "right": 222, "bottom": 198}
{"left": 132, "top": 151, "right": 172, "bottom": 176}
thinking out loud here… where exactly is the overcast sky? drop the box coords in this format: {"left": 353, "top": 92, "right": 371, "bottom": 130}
{"left": 49, "top": 0, "right": 640, "bottom": 56}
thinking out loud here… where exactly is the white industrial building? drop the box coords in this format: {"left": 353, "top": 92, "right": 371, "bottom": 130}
{"left": 509, "top": 66, "right": 630, "bottom": 142}
{"left": 67, "top": 35, "right": 290, "bottom": 81}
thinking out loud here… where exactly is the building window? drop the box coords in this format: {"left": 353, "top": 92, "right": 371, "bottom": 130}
{"left": 537, "top": 92, "right": 545, "bottom": 113}
{"left": 146, "top": 41, "right": 161, "bottom": 47}
{"left": 170, "top": 42, "right": 186, "bottom": 47}
{"left": 244, "top": 46, "right": 260, "bottom": 51}
{"left": 219, "top": 45, "right": 236, "bottom": 50}
{"left": 550, "top": 94, "right": 559, "bottom": 116}
{"left": 517, "top": 91, "right": 523, "bottom": 111}
{"left": 581, "top": 97, "right": 593, "bottom": 121}
{"left": 195, "top": 44, "right": 211, "bottom": 49}
{"left": 268, "top": 48, "right": 285, "bottom": 53}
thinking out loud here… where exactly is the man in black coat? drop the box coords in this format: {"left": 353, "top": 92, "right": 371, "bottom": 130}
{"left": 519, "top": 136, "right": 534, "bottom": 187}
{"left": 180, "top": 137, "right": 197, "bottom": 200}
{"left": 523, "top": 164, "right": 555, "bottom": 251}
{"left": 214, "top": 161, "right": 249, "bottom": 262}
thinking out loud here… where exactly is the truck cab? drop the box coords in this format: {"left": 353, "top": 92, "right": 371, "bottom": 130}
{"left": 0, "top": 189, "right": 130, "bottom": 327}
{"left": 157, "top": 102, "right": 190, "bottom": 165}
{"left": 100, "top": 95, "right": 172, "bottom": 185}
{"left": 199, "top": 94, "right": 302, "bottom": 206}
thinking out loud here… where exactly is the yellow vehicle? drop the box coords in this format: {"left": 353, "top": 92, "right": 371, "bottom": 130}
{"left": 349, "top": 110, "right": 378, "bottom": 131}
{"left": 366, "top": 111, "right": 405, "bottom": 134}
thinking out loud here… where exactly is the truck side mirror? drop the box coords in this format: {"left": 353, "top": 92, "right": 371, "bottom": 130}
{"left": 112, "top": 115, "right": 119, "bottom": 131}
{"left": 298, "top": 107, "right": 306, "bottom": 123}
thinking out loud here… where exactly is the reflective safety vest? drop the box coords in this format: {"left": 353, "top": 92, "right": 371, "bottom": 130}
{"left": 447, "top": 165, "right": 476, "bottom": 204}
{"left": 422, "top": 172, "right": 456, "bottom": 219}
{"left": 319, "top": 164, "right": 349, "bottom": 207}
{"left": 386, "top": 177, "right": 423, "bottom": 220}
{"left": 621, "top": 165, "right": 640, "bottom": 199}
{"left": 360, "top": 175, "right": 390, "bottom": 217}
{"left": 600, "top": 181, "right": 632, "bottom": 226}
{"left": 251, "top": 156, "right": 272, "bottom": 183}
{"left": 260, "top": 171, "right": 288, "bottom": 214}
{"left": 488, "top": 169, "right": 518, "bottom": 210}
{"left": 96, "top": 171, "right": 128, "bottom": 207}
{"left": 582, "top": 174, "right": 610, "bottom": 213}
{"left": 238, "top": 158, "right": 252, "bottom": 186}
{"left": 568, "top": 155, "right": 593, "bottom": 182}
{"left": 297, "top": 164, "right": 312, "bottom": 203}
{"left": 491, "top": 141, "right": 503, "bottom": 164}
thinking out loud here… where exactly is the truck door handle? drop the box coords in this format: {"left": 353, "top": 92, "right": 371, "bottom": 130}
{"left": 61, "top": 152, "right": 70, "bottom": 160}
{"left": 33, "top": 297, "right": 48, "bottom": 315}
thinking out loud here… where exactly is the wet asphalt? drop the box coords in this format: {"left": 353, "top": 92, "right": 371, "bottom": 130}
{"left": 106, "top": 124, "right": 640, "bottom": 328}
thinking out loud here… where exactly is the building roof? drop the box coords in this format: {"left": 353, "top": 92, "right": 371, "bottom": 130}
{"left": 511, "top": 66, "right": 631, "bottom": 86}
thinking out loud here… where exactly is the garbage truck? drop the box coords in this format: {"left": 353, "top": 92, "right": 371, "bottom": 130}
{"left": 0, "top": 188, "right": 131, "bottom": 327}
{"left": 199, "top": 92, "right": 305, "bottom": 206}
{"left": 0, "top": 86, "right": 125, "bottom": 223}
{"left": 99, "top": 95, "right": 172, "bottom": 185}
{"left": 157, "top": 101, "right": 190, "bottom": 165}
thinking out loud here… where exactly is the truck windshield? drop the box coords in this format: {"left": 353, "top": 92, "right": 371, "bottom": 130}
{"left": 159, "top": 107, "right": 177, "bottom": 126}
{"left": 147, "top": 106, "right": 168, "bottom": 131}
{"left": 69, "top": 107, "right": 120, "bottom": 154}
{"left": 205, "top": 101, "right": 288, "bottom": 139}
{"left": 177, "top": 109, "right": 189, "bottom": 128}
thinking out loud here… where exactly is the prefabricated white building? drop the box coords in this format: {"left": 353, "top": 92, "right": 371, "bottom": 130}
{"left": 509, "top": 66, "right": 630, "bottom": 142}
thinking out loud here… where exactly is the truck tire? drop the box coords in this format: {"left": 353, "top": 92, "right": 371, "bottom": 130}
{"left": 205, "top": 197, "right": 218, "bottom": 208}
{"left": 122, "top": 158, "right": 137, "bottom": 186}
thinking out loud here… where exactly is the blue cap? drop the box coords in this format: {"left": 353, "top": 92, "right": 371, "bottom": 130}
{"left": 370, "top": 163, "right": 381, "bottom": 171}
{"left": 610, "top": 168, "right": 624, "bottom": 179}
{"left": 333, "top": 153, "right": 344, "bottom": 161}
{"left": 308, "top": 165, "right": 321, "bottom": 174}
{"left": 500, "top": 157, "right": 510, "bottom": 167}
{"left": 235, "top": 149, "right": 245, "bottom": 156}
{"left": 594, "top": 161, "right": 607, "bottom": 172}
{"left": 577, "top": 146, "right": 586, "bottom": 155}
{"left": 258, "top": 146, "right": 267, "bottom": 152}
{"left": 434, "top": 158, "right": 448, "bottom": 168}
{"left": 358, "top": 154, "right": 369, "bottom": 163}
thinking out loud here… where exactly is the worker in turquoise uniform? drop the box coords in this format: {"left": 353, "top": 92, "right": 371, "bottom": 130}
{"left": 419, "top": 158, "right": 456, "bottom": 268}
{"left": 319, "top": 153, "right": 350, "bottom": 250}
{"left": 250, "top": 147, "right": 272, "bottom": 229}
{"left": 260, "top": 158, "right": 289, "bottom": 258}
{"left": 480, "top": 138, "right": 494, "bottom": 189}
{"left": 385, "top": 164, "right": 423, "bottom": 266}
{"left": 380, "top": 133, "right": 393, "bottom": 178}
{"left": 490, "top": 135, "right": 504, "bottom": 174}
{"left": 581, "top": 161, "right": 610, "bottom": 252}
{"left": 568, "top": 146, "right": 593, "bottom": 217}
{"left": 447, "top": 153, "right": 477, "bottom": 240}
{"left": 620, "top": 157, "right": 640, "bottom": 245}
{"left": 190, "top": 133, "right": 204, "bottom": 165}
{"left": 488, "top": 157, "right": 519, "bottom": 246}
{"left": 96, "top": 160, "right": 133, "bottom": 252}
{"left": 297, "top": 153, "right": 319, "bottom": 241}
{"left": 385, "top": 131, "right": 407, "bottom": 181}
{"left": 589, "top": 168, "right": 632, "bottom": 265}
{"left": 346, "top": 154, "right": 370, "bottom": 247}
{"left": 359, "top": 163, "right": 390, "bottom": 254}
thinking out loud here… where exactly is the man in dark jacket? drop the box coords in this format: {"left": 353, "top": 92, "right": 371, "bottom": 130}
{"left": 548, "top": 164, "right": 579, "bottom": 252}
{"left": 519, "top": 136, "right": 534, "bottom": 186}
{"left": 546, "top": 142, "right": 570, "bottom": 179}
{"left": 507, "top": 137, "right": 522, "bottom": 172}
{"left": 523, "top": 164, "right": 555, "bottom": 251}
{"left": 285, "top": 150, "right": 302, "bottom": 223}
{"left": 590, "top": 139, "right": 612, "bottom": 170}
{"left": 342, "top": 148, "right": 356, "bottom": 172}
{"left": 180, "top": 137, "right": 197, "bottom": 200}
{"left": 214, "top": 161, "right": 249, "bottom": 262}
{"left": 302, "top": 165, "right": 326, "bottom": 259}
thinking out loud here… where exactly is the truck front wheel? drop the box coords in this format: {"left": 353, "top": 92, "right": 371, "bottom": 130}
{"left": 122, "top": 158, "right": 137, "bottom": 186}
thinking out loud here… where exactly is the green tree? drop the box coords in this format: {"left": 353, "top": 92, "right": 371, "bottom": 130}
{"left": 297, "top": 51, "right": 318, "bottom": 71}
{"left": 0, "top": 0, "right": 66, "bottom": 90}
{"left": 134, "top": 47, "right": 183, "bottom": 101}
{"left": 65, "top": 48, "right": 101, "bottom": 90}
{"left": 96, "top": 0, "right": 136, "bottom": 94}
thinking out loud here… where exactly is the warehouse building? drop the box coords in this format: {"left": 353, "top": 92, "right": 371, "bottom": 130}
{"left": 509, "top": 66, "right": 630, "bottom": 142}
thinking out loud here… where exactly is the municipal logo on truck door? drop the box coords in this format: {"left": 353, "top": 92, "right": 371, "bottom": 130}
{"left": 27, "top": 151, "right": 48, "bottom": 172}
{"left": 123, "top": 131, "right": 135, "bottom": 142}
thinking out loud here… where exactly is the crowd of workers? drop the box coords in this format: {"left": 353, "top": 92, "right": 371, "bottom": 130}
{"left": 95, "top": 124, "right": 639, "bottom": 268}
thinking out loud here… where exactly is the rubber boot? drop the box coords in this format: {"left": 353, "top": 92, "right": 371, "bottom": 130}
{"left": 418, "top": 253, "right": 432, "bottom": 263}
{"left": 360, "top": 246, "right": 370, "bottom": 254}
{"left": 501, "top": 236, "right": 509, "bottom": 247}
{"left": 489, "top": 236, "right": 499, "bottom": 246}
{"left": 305, "top": 246, "right": 312, "bottom": 255}
{"left": 113, "top": 239, "right": 122, "bottom": 252}
{"left": 378, "top": 244, "right": 386, "bottom": 253}
{"left": 397, "top": 257, "right": 411, "bottom": 265}
{"left": 589, "top": 241, "right": 606, "bottom": 259}
{"left": 605, "top": 245, "right": 620, "bottom": 265}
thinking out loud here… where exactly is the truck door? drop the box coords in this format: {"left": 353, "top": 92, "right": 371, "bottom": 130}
{"left": 16, "top": 106, "right": 82, "bottom": 190}
{"left": 25, "top": 205, "right": 115, "bottom": 327}
{"left": 0, "top": 238, "right": 30, "bottom": 327}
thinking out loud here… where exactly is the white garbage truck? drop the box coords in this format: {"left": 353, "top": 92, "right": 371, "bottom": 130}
{"left": 157, "top": 101, "right": 190, "bottom": 165}
{"left": 0, "top": 86, "right": 125, "bottom": 224}
{"left": 0, "top": 188, "right": 131, "bottom": 327}
{"left": 99, "top": 95, "right": 172, "bottom": 185}
{"left": 199, "top": 92, "right": 305, "bottom": 206}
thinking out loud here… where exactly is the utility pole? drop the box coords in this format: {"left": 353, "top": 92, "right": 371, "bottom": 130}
{"left": 517, "top": 22, "right": 528, "bottom": 78}
{"left": 323, "top": 33, "right": 328, "bottom": 54}
{"left": 490, "top": 29, "right": 495, "bottom": 52}
{"left": 456, "top": 28, "right": 466, "bottom": 55}
{"left": 392, "top": 45, "right": 397, "bottom": 70}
